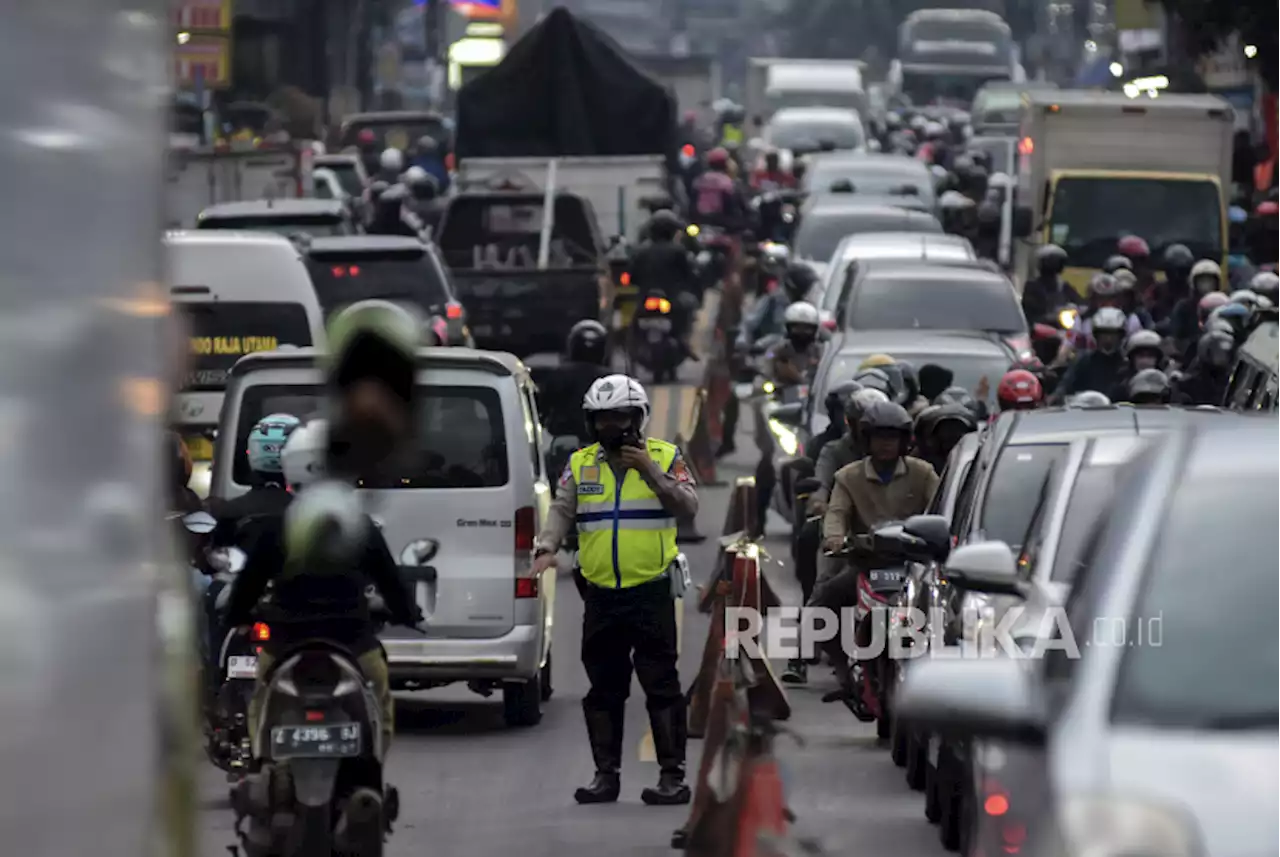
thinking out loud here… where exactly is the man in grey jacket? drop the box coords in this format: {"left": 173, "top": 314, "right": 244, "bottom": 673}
{"left": 781, "top": 386, "right": 888, "bottom": 684}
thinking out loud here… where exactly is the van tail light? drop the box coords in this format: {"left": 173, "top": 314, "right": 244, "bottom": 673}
{"left": 445, "top": 301, "right": 464, "bottom": 320}
{"left": 514, "top": 506, "right": 538, "bottom": 597}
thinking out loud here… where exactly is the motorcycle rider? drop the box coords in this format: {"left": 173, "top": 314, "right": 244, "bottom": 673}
{"left": 895, "top": 360, "right": 929, "bottom": 415}
{"left": 1123, "top": 368, "right": 1173, "bottom": 405}
{"left": 1103, "top": 254, "right": 1132, "bottom": 276}
{"left": 1172, "top": 330, "right": 1235, "bottom": 406}
{"left": 368, "top": 181, "right": 420, "bottom": 237}
{"left": 692, "top": 147, "right": 749, "bottom": 237}
{"left": 409, "top": 134, "right": 450, "bottom": 194}
{"left": 1072, "top": 273, "right": 1144, "bottom": 351}
{"left": 1158, "top": 243, "right": 1196, "bottom": 320}
{"left": 168, "top": 431, "right": 204, "bottom": 515}
{"left": 630, "top": 209, "right": 700, "bottom": 357}
{"left": 539, "top": 320, "right": 614, "bottom": 441}
{"left": 211, "top": 413, "right": 300, "bottom": 548}
{"left": 1164, "top": 259, "right": 1224, "bottom": 350}
{"left": 815, "top": 401, "right": 939, "bottom": 704}
{"left": 227, "top": 419, "right": 422, "bottom": 758}
{"left": 376, "top": 147, "right": 405, "bottom": 183}
{"left": 734, "top": 262, "right": 816, "bottom": 352}
{"left": 783, "top": 386, "right": 889, "bottom": 685}
{"left": 1020, "top": 244, "right": 1073, "bottom": 329}
{"left": 1250, "top": 270, "right": 1279, "bottom": 304}
{"left": 750, "top": 148, "right": 796, "bottom": 191}
{"left": 1116, "top": 235, "right": 1157, "bottom": 308}
{"left": 1116, "top": 329, "right": 1165, "bottom": 392}
{"left": 996, "top": 369, "right": 1045, "bottom": 412}
{"left": 1055, "top": 307, "right": 1129, "bottom": 400}
{"left": 530, "top": 375, "right": 698, "bottom": 807}
{"left": 914, "top": 403, "right": 978, "bottom": 474}
{"left": 402, "top": 166, "right": 445, "bottom": 235}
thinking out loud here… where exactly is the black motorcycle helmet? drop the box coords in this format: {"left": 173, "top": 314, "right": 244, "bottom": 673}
{"left": 564, "top": 319, "right": 609, "bottom": 365}
{"left": 1103, "top": 254, "right": 1133, "bottom": 275}
{"left": 933, "top": 385, "right": 980, "bottom": 416}
{"left": 784, "top": 262, "right": 818, "bottom": 302}
{"left": 823, "top": 380, "right": 862, "bottom": 428}
{"left": 930, "top": 403, "right": 979, "bottom": 458}
{"left": 852, "top": 367, "right": 894, "bottom": 399}
{"left": 1127, "top": 368, "right": 1171, "bottom": 404}
{"left": 647, "top": 208, "right": 682, "bottom": 243}
{"left": 1035, "top": 244, "right": 1068, "bottom": 277}
{"left": 857, "top": 399, "right": 913, "bottom": 454}
{"left": 1161, "top": 243, "right": 1195, "bottom": 276}
{"left": 1196, "top": 329, "right": 1236, "bottom": 370}
{"left": 912, "top": 404, "right": 943, "bottom": 453}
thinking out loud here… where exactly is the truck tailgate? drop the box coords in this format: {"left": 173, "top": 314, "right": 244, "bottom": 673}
{"left": 453, "top": 269, "right": 603, "bottom": 355}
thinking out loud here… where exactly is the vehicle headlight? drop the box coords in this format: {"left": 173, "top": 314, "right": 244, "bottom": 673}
{"left": 768, "top": 419, "right": 799, "bottom": 456}
{"left": 1058, "top": 307, "right": 1078, "bottom": 330}
{"left": 1060, "top": 797, "right": 1203, "bottom": 857}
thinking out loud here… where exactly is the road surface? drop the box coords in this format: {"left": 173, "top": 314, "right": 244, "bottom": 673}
{"left": 197, "top": 321, "right": 951, "bottom": 857}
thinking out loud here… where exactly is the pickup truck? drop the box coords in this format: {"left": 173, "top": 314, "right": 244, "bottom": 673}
{"left": 435, "top": 191, "right": 611, "bottom": 356}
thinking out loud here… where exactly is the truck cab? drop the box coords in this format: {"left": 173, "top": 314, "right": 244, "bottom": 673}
{"left": 1014, "top": 91, "right": 1234, "bottom": 296}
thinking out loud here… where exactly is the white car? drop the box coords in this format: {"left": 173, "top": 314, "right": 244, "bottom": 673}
{"left": 210, "top": 347, "right": 556, "bottom": 727}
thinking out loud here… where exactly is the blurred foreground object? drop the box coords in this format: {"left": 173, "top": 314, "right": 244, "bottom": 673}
{"left": 0, "top": 4, "right": 189, "bottom": 857}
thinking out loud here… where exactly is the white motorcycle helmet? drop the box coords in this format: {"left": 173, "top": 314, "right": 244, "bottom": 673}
{"left": 783, "top": 301, "right": 820, "bottom": 327}
{"left": 379, "top": 147, "right": 404, "bottom": 173}
{"left": 583, "top": 374, "right": 651, "bottom": 435}
{"left": 281, "top": 419, "right": 328, "bottom": 491}
{"left": 280, "top": 420, "right": 368, "bottom": 569}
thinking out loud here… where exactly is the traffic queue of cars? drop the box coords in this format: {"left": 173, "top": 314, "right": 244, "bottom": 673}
{"left": 834, "top": 405, "right": 1277, "bottom": 857}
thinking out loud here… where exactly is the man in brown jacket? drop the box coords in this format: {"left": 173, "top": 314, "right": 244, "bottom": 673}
{"left": 815, "top": 399, "right": 939, "bottom": 700}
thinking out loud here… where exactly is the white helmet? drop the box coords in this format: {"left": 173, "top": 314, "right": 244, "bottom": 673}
{"left": 1092, "top": 307, "right": 1127, "bottom": 333}
{"left": 281, "top": 419, "right": 328, "bottom": 491}
{"left": 379, "top": 147, "right": 404, "bottom": 172}
{"left": 403, "top": 165, "right": 428, "bottom": 184}
{"left": 1229, "top": 289, "right": 1260, "bottom": 310}
{"left": 583, "top": 374, "right": 650, "bottom": 433}
{"left": 783, "top": 301, "right": 820, "bottom": 327}
{"left": 1190, "top": 259, "right": 1222, "bottom": 289}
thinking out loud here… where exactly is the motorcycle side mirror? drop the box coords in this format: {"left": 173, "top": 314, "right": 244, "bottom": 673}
{"left": 1012, "top": 205, "right": 1034, "bottom": 238}
{"left": 769, "top": 401, "right": 804, "bottom": 426}
{"left": 183, "top": 511, "right": 217, "bottom": 535}
{"left": 902, "top": 514, "right": 952, "bottom": 562}
{"left": 795, "top": 476, "right": 821, "bottom": 495}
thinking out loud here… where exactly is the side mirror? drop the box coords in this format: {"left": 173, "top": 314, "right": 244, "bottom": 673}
{"left": 895, "top": 657, "right": 1046, "bottom": 744}
{"left": 769, "top": 401, "right": 804, "bottom": 426}
{"left": 902, "top": 514, "right": 951, "bottom": 561}
{"left": 794, "top": 476, "right": 821, "bottom": 496}
{"left": 1012, "top": 205, "right": 1034, "bottom": 238}
{"left": 943, "top": 541, "right": 1025, "bottom": 597}
{"left": 399, "top": 538, "right": 439, "bottom": 567}
{"left": 182, "top": 511, "right": 217, "bottom": 535}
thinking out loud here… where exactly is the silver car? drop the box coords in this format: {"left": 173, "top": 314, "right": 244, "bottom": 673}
{"left": 898, "top": 417, "right": 1280, "bottom": 857}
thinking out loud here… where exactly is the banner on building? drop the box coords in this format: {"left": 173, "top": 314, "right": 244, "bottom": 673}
{"left": 172, "top": 0, "right": 233, "bottom": 32}
{"left": 175, "top": 34, "right": 232, "bottom": 88}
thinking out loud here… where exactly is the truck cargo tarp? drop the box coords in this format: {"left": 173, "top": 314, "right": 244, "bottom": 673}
{"left": 455, "top": 7, "right": 676, "bottom": 159}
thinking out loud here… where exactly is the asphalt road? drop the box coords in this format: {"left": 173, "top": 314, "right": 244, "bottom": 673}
{"left": 196, "top": 319, "right": 950, "bottom": 857}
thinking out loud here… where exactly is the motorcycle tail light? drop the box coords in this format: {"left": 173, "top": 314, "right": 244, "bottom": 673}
{"left": 251, "top": 622, "right": 270, "bottom": 642}
{"left": 643, "top": 297, "right": 671, "bottom": 313}
{"left": 305, "top": 711, "right": 325, "bottom": 722}
{"left": 620, "top": 271, "right": 631, "bottom": 286}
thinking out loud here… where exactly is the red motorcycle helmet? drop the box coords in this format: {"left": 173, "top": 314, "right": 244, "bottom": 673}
{"left": 997, "top": 369, "right": 1044, "bottom": 411}
{"left": 1256, "top": 200, "right": 1279, "bottom": 218}
{"left": 707, "top": 147, "right": 730, "bottom": 169}
{"left": 1116, "top": 235, "right": 1151, "bottom": 260}
{"left": 1197, "top": 291, "right": 1230, "bottom": 325}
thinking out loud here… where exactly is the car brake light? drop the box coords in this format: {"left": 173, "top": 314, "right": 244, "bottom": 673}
{"left": 515, "top": 577, "right": 539, "bottom": 598}
{"left": 984, "top": 792, "right": 1010, "bottom": 817}
{"left": 446, "top": 301, "right": 463, "bottom": 319}
{"left": 620, "top": 271, "right": 632, "bottom": 286}
{"left": 514, "top": 506, "right": 534, "bottom": 552}
{"left": 644, "top": 296, "right": 672, "bottom": 313}
{"left": 251, "top": 622, "right": 270, "bottom": 642}
{"left": 1017, "top": 136, "right": 1033, "bottom": 155}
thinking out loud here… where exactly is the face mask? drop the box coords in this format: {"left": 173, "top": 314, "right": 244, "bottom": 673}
{"left": 1132, "top": 354, "right": 1159, "bottom": 371}
{"left": 1097, "top": 335, "right": 1121, "bottom": 355}
{"left": 790, "top": 333, "right": 815, "bottom": 349}
{"left": 1195, "top": 277, "right": 1217, "bottom": 294}
{"left": 597, "top": 424, "right": 639, "bottom": 452}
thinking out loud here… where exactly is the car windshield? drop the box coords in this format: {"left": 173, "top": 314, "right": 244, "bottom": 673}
{"left": 305, "top": 251, "right": 451, "bottom": 321}
{"left": 196, "top": 215, "right": 348, "bottom": 238}
{"left": 979, "top": 443, "right": 1068, "bottom": 551}
{"left": 796, "top": 213, "right": 938, "bottom": 262}
{"left": 901, "top": 70, "right": 1008, "bottom": 106}
{"left": 319, "top": 162, "right": 364, "bottom": 197}
{"left": 1050, "top": 464, "right": 1119, "bottom": 582}
{"left": 233, "top": 384, "right": 508, "bottom": 489}
{"left": 847, "top": 271, "right": 1025, "bottom": 333}
{"left": 768, "top": 116, "right": 864, "bottom": 152}
{"left": 1049, "top": 177, "right": 1224, "bottom": 269}
{"left": 806, "top": 163, "right": 932, "bottom": 202}
{"left": 1110, "top": 473, "right": 1279, "bottom": 730}
{"left": 178, "top": 302, "right": 313, "bottom": 391}
{"left": 340, "top": 117, "right": 450, "bottom": 153}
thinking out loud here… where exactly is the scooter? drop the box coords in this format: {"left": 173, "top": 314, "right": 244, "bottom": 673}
{"left": 630, "top": 289, "right": 683, "bottom": 383}
{"left": 229, "top": 545, "right": 429, "bottom": 857}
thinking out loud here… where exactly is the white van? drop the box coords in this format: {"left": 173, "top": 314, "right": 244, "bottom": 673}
{"left": 166, "top": 230, "right": 325, "bottom": 495}
{"left": 209, "top": 347, "right": 556, "bottom": 727}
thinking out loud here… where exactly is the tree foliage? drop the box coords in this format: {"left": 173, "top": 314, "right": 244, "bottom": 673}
{"left": 1159, "top": 0, "right": 1277, "bottom": 90}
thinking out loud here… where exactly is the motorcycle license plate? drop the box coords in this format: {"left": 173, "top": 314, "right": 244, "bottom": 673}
{"left": 638, "top": 318, "right": 672, "bottom": 331}
{"left": 226, "top": 655, "right": 258, "bottom": 680}
{"left": 271, "top": 723, "right": 362, "bottom": 759}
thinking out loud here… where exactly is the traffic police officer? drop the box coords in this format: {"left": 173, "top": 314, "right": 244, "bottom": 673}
{"left": 531, "top": 374, "right": 699, "bottom": 806}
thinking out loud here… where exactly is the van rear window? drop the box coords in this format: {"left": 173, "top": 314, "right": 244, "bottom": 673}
{"left": 305, "top": 251, "right": 451, "bottom": 321}
{"left": 232, "top": 384, "right": 509, "bottom": 488}
{"left": 180, "top": 302, "right": 312, "bottom": 391}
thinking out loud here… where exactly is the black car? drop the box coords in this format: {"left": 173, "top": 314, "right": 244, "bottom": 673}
{"left": 303, "top": 235, "right": 473, "bottom": 346}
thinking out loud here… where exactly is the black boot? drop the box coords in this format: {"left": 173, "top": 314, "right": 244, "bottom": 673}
{"left": 574, "top": 706, "right": 622, "bottom": 804}
{"left": 781, "top": 658, "right": 807, "bottom": 684}
{"left": 641, "top": 703, "right": 692, "bottom": 806}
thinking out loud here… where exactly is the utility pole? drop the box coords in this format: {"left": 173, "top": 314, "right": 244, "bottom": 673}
{"left": 424, "top": 0, "right": 448, "bottom": 109}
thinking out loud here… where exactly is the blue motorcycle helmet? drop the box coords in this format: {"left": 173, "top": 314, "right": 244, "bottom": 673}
{"left": 247, "top": 413, "right": 302, "bottom": 477}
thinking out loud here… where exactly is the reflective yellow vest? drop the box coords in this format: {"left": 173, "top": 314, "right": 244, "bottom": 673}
{"left": 571, "top": 439, "right": 679, "bottom": 589}
{"left": 720, "top": 123, "right": 744, "bottom": 147}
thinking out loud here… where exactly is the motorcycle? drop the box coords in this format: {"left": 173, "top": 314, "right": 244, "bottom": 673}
{"left": 824, "top": 524, "right": 910, "bottom": 739}
{"left": 203, "top": 545, "right": 262, "bottom": 778}
{"left": 229, "top": 544, "right": 429, "bottom": 857}
{"left": 630, "top": 289, "right": 683, "bottom": 383}
{"left": 688, "top": 223, "right": 733, "bottom": 290}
